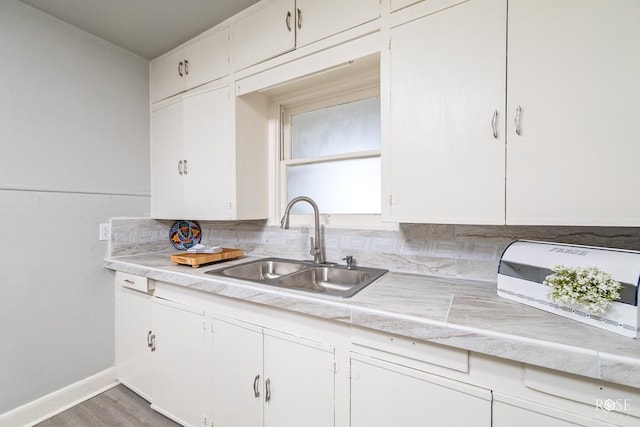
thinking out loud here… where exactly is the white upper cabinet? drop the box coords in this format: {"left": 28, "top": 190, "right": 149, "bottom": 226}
{"left": 231, "top": 0, "right": 296, "bottom": 71}
{"left": 151, "top": 84, "right": 235, "bottom": 220}
{"left": 150, "top": 26, "right": 229, "bottom": 103}
{"left": 151, "top": 84, "right": 269, "bottom": 220}
{"left": 231, "top": 0, "right": 380, "bottom": 71}
{"left": 182, "top": 87, "right": 234, "bottom": 219}
{"left": 150, "top": 97, "right": 184, "bottom": 219}
{"left": 385, "top": 0, "right": 507, "bottom": 224}
{"left": 150, "top": 50, "right": 187, "bottom": 105}
{"left": 294, "top": 0, "right": 379, "bottom": 48}
{"left": 505, "top": 0, "right": 640, "bottom": 226}
{"left": 385, "top": 0, "right": 640, "bottom": 226}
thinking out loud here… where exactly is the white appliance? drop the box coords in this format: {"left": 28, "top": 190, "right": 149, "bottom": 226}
{"left": 497, "top": 240, "right": 639, "bottom": 338}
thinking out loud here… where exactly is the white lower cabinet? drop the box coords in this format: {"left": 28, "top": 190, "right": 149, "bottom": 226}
{"left": 150, "top": 298, "right": 212, "bottom": 427}
{"left": 493, "top": 394, "right": 617, "bottom": 427}
{"left": 115, "top": 274, "right": 639, "bottom": 427}
{"left": 115, "top": 286, "right": 153, "bottom": 401}
{"left": 115, "top": 277, "right": 212, "bottom": 427}
{"left": 212, "top": 316, "right": 335, "bottom": 427}
{"left": 350, "top": 354, "right": 492, "bottom": 427}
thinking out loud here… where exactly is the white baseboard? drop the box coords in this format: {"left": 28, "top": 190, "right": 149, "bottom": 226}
{"left": 0, "top": 368, "right": 118, "bottom": 427}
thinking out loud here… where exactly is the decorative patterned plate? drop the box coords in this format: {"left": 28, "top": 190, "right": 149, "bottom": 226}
{"left": 170, "top": 220, "right": 201, "bottom": 250}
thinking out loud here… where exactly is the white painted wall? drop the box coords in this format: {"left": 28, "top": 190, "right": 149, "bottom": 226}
{"left": 0, "top": 0, "right": 150, "bottom": 414}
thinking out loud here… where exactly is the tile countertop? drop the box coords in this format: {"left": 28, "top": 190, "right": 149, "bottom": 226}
{"left": 104, "top": 251, "right": 640, "bottom": 390}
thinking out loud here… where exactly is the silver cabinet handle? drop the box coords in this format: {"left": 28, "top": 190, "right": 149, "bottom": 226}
{"left": 491, "top": 110, "right": 498, "bottom": 139}
{"left": 297, "top": 8, "right": 302, "bottom": 29}
{"left": 265, "top": 378, "right": 271, "bottom": 402}
{"left": 285, "top": 11, "right": 292, "bottom": 32}
{"left": 150, "top": 333, "right": 156, "bottom": 352}
{"left": 253, "top": 375, "right": 260, "bottom": 398}
{"left": 184, "top": 59, "right": 189, "bottom": 75}
{"left": 183, "top": 159, "right": 188, "bottom": 175}
{"left": 178, "top": 160, "right": 184, "bottom": 175}
{"left": 514, "top": 105, "right": 522, "bottom": 136}
{"left": 147, "top": 331, "right": 153, "bottom": 348}
{"left": 178, "top": 61, "right": 184, "bottom": 77}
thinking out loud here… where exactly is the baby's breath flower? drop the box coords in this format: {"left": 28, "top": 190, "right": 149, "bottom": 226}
{"left": 543, "top": 265, "right": 621, "bottom": 315}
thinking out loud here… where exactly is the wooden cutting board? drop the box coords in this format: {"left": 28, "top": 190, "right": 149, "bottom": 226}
{"left": 171, "top": 248, "right": 244, "bottom": 268}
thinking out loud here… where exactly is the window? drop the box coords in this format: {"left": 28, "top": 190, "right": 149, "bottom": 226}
{"left": 280, "top": 89, "right": 381, "bottom": 219}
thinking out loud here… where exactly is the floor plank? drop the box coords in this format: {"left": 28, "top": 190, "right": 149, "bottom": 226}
{"left": 36, "top": 385, "right": 180, "bottom": 427}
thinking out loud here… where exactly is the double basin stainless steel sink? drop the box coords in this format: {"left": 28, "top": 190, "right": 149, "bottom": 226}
{"left": 205, "top": 257, "right": 387, "bottom": 298}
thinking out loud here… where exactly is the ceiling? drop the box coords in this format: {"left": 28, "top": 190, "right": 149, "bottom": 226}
{"left": 19, "top": 0, "right": 261, "bottom": 59}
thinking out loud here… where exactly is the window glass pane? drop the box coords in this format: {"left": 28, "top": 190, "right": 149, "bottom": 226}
{"left": 286, "top": 158, "right": 381, "bottom": 214}
{"left": 291, "top": 96, "right": 380, "bottom": 159}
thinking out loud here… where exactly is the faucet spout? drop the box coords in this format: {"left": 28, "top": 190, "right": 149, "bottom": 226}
{"left": 280, "top": 196, "right": 324, "bottom": 264}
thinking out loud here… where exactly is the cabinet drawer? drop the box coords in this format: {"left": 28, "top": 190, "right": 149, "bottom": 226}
{"left": 115, "top": 271, "right": 153, "bottom": 294}
{"left": 524, "top": 366, "right": 640, "bottom": 419}
{"left": 352, "top": 326, "right": 469, "bottom": 374}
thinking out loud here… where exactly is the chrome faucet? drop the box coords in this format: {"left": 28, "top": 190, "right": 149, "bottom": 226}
{"left": 280, "top": 196, "right": 324, "bottom": 264}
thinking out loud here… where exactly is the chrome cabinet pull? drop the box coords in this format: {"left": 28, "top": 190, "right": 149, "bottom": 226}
{"left": 147, "top": 331, "right": 153, "bottom": 348}
{"left": 265, "top": 378, "right": 271, "bottom": 402}
{"left": 178, "top": 61, "right": 184, "bottom": 77}
{"left": 253, "top": 375, "right": 260, "bottom": 398}
{"left": 178, "top": 160, "right": 184, "bottom": 175}
{"left": 514, "top": 105, "right": 522, "bottom": 136}
{"left": 491, "top": 110, "right": 498, "bottom": 139}
{"left": 183, "top": 159, "right": 188, "bottom": 175}
{"left": 150, "top": 333, "right": 156, "bottom": 352}
{"left": 286, "top": 11, "right": 292, "bottom": 31}
{"left": 184, "top": 59, "right": 189, "bottom": 75}
{"left": 297, "top": 8, "right": 302, "bottom": 29}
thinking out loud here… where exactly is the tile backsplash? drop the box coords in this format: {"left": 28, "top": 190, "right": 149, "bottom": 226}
{"left": 110, "top": 217, "right": 640, "bottom": 282}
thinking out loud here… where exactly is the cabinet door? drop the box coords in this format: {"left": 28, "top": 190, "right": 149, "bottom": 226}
{"left": 506, "top": 0, "right": 640, "bottom": 225}
{"left": 183, "top": 85, "right": 234, "bottom": 219}
{"left": 150, "top": 50, "right": 186, "bottom": 103}
{"left": 390, "top": 0, "right": 423, "bottom": 12}
{"left": 351, "top": 355, "right": 491, "bottom": 427}
{"left": 493, "top": 399, "right": 615, "bottom": 427}
{"left": 185, "top": 28, "right": 230, "bottom": 91}
{"left": 150, "top": 98, "right": 184, "bottom": 219}
{"left": 115, "top": 287, "right": 153, "bottom": 401}
{"left": 386, "top": 0, "right": 506, "bottom": 224}
{"left": 231, "top": 0, "right": 296, "bottom": 70}
{"left": 295, "top": 0, "right": 380, "bottom": 47}
{"left": 151, "top": 298, "right": 211, "bottom": 427}
{"left": 212, "top": 318, "right": 264, "bottom": 427}
{"left": 263, "top": 330, "right": 335, "bottom": 427}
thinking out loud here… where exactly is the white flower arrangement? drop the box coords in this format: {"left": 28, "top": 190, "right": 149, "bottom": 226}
{"left": 543, "top": 265, "right": 622, "bottom": 315}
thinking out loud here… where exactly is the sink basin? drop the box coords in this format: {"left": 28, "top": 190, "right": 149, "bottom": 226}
{"left": 215, "top": 259, "right": 304, "bottom": 281}
{"left": 205, "top": 257, "right": 387, "bottom": 298}
{"left": 278, "top": 267, "right": 369, "bottom": 294}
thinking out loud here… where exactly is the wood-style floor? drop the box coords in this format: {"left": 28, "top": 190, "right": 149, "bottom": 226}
{"left": 36, "top": 385, "right": 180, "bottom": 427}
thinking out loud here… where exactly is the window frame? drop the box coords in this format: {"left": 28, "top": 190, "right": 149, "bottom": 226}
{"left": 275, "top": 84, "right": 386, "bottom": 228}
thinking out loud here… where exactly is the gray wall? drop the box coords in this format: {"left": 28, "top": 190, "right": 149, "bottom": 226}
{"left": 0, "top": 0, "right": 150, "bottom": 413}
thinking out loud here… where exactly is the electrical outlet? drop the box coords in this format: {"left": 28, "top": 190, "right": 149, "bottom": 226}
{"left": 99, "top": 223, "right": 111, "bottom": 241}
